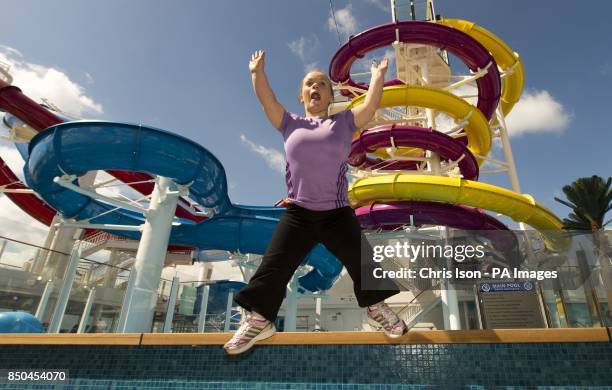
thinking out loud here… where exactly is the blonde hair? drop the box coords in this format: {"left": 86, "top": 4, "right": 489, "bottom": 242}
{"left": 298, "top": 69, "right": 334, "bottom": 103}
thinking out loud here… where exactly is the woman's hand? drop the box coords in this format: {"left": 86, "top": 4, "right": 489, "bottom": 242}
{"left": 370, "top": 57, "right": 389, "bottom": 77}
{"left": 249, "top": 50, "right": 266, "bottom": 74}
{"left": 352, "top": 56, "right": 388, "bottom": 128}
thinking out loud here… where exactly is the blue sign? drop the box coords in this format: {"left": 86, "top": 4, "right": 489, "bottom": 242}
{"left": 479, "top": 280, "right": 534, "bottom": 292}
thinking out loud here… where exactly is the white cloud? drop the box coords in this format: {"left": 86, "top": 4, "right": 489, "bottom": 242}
{"left": 453, "top": 84, "right": 478, "bottom": 106}
{"left": 505, "top": 90, "right": 570, "bottom": 137}
{"left": 0, "top": 142, "right": 26, "bottom": 182}
{"left": 91, "top": 171, "right": 147, "bottom": 205}
{"left": 288, "top": 35, "right": 318, "bottom": 63}
{"left": 0, "top": 45, "right": 22, "bottom": 57}
{"left": 328, "top": 4, "right": 358, "bottom": 37}
{"left": 288, "top": 35, "right": 320, "bottom": 73}
{"left": 0, "top": 196, "right": 48, "bottom": 248}
{"left": 441, "top": 85, "right": 569, "bottom": 138}
{"left": 239, "top": 134, "right": 285, "bottom": 174}
{"left": 0, "top": 46, "right": 103, "bottom": 118}
{"left": 365, "top": 0, "right": 390, "bottom": 12}
{"left": 433, "top": 113, "right": 455, "bottom": 133}
{"left": 600, "top": 62, "right": 612, "bottom": 76}
{"left": 304, "top": 62, "right": 319, "bottom": 72}
{"left": 355, "top": 48, "right": 396, "bottom": 76}
{"left": 84, "top": 72, "right": 95, "bottom": 84}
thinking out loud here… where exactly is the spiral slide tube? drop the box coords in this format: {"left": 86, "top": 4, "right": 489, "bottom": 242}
{"left": 329, "top": 20, "right": 501, "bottom": 120}
{"left": 349, "top": 125, "right": 479, "bottom": 179}
{"left": 438, "top": 19, "right": 525, "bottom": 116}
{"left": 329, "top": 19, "right": 567, "bottom": 254}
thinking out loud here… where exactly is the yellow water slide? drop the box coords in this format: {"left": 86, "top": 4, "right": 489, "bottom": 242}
{"left": 347, "top": 19, "right": 567, "bottom": 250}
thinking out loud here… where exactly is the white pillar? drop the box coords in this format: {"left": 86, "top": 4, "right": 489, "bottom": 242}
{"left": 314, "top": 295, "right": 322, "bottom": 331}
{"left": 197, "top": 284, "right": 210, "bottom": 332}
{"left": 48, "top": 242, "right": 82, "bottom": 333}
{"left": 420, "top": 61, "right": 441, "bottom": 176}
{"left": 46, "top": 222, "right": 82, "bottom": 280}
{"left": 34, "top": 215, "right": 59, "bottom": 275}
{"left": 35, "top": 281, "right": 54, "bottom": 321}
{"left": 284, "top": 276, "right": 299, "bottom": 332}
{"left": 198, "top": 262, "right": 212, "bottom": 282}
{"left": 46, "top": 163, "right": 94, "bottom": 279}
{"left": 495, "top": 107, "right": 521, "bottom": 193}
{"left": 116, "top": 270, "right": 136, "bottom": 332}
{"left": 163, "top": 276, "right": 180, "bottom": 333}
{"left": 77, "top": 287, "right": 96, "bottom": 333}
{"left": 440, "top": 281, "right": 461, "bottom": 330}
{"left": 0, "top": 239, "right": 6, "bottom": 260}
{"left": 120, "top": 176, "right": 179, "bottom": 333}
{"left": 440, "top": 227, "right": 461, "bottom": 330}
{"left": 103, "top": 250, "right": 119, "bottom": 288}
{"left": 224, "top": 290, "right": 234, "bottom": 332}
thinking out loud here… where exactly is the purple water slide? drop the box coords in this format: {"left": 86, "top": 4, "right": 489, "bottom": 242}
{"left": 356, "top": 201, "right": 518, "bottom": 255}
{"left": 329, "top": 20, "right": 501, "bottom": 120}
{"left": 349, "top": 125, "right": 479, "bottom": 180}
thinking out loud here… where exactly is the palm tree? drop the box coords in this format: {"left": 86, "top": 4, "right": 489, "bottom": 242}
{"left": 554, "top": 175, "right": 611, "bottom": 325}
{"left": 554, "top": 175, "right": 611, "bottom": 231}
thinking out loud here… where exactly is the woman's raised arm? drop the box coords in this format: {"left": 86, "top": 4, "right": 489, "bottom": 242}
{"left": 250, "top": 50, "right": 285, "bottom": 129}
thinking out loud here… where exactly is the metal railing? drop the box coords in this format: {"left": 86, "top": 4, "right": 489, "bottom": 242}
{"left": 0, "top": 230, "right": 609, "bottom": 333}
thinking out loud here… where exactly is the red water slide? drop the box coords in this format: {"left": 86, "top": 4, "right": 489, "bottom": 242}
{"left": 0, "top": 79, "right": 202, "bottom": 248}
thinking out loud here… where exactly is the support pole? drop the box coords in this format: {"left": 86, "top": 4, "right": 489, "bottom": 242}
{"left": 33, "top": 215, "right": 59, "bottom": 275}
{"left": 45, "top": 169, "right": 95, "bottom": 280}
{"left": 48, "top": 242, "right": 82, "bottom": 333}
{"left": 77, "top": 287, "right": 96, "bottom": 333}
{"left": 119, "top": 176, "right": 179, "bottom": 333}
{"left": 0, "top": 239, "right": 6, "bottom": 260}
{"left": 284, "top": 276, "right": 299, "bottom": 332}
{"left": 314, "top": 295, "right": 322, "bottom": 331}
{"left": 116, "top": 270, "right": 136, "bottom": 332}
{"left": 440, "top": 283, "right": 461, "bottom": 329}
{"left": 163, "top": 276, "right": 180, "bottom": 333}
{"left": 197, "top": 284, "right": 210, "bottom": 332}
{"left": 495, "top": 107, "right": 521, "bottom": 193}
{"left": 35, "top": 281, "right": 54, "bottom": 321}
{"left": 46, "top": 222, "right": 82, "bottom": 280}
{"left": 439, "top": 227, "right": 461, "bottom": 330}
{"left": 224, "top": 290, "right": 234, "bottom": 332}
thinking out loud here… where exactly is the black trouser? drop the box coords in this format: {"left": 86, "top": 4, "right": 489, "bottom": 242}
{"left": 234, "top": 203, "right": 399, "bottom": 322}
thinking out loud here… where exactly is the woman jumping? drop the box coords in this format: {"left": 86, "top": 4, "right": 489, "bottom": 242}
{"left": 224, "top": 50, "right": 408, "bottom": 355}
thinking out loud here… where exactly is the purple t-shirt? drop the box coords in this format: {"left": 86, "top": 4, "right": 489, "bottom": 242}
{"left": 278, "top": 109, "right": 357, "bottom": 211}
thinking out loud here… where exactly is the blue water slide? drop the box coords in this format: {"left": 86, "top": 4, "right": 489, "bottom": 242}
{"left": 24, "top": 121, "right": 343, "bottom": 292}
{"left": 2, "top": 114, "right": 30, "bottom": 159}
{"left": 3, "top": 111, "right": 76, "bottom": 160}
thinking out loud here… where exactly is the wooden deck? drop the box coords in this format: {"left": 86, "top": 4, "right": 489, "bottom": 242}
{"left": 0, "top": 328, "right": 609, "bottom": 345}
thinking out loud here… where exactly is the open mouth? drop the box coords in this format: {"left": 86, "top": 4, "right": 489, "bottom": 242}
{"left": 310, "top": 91, "right": 321, "bottom": 101}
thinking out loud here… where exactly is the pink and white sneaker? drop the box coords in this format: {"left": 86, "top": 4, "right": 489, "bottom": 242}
{"left": 223, "top": 314, "right": 276, "bottom": 355}
{"left": 367, "top": 302, "right": 408, "bottom": 339}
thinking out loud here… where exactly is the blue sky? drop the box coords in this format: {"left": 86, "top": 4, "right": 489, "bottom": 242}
{"left": 0, "top": 0, "right": 610, "bottom": 237}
